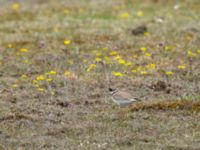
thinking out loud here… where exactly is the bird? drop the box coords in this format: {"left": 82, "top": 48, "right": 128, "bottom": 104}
{"left": 109, "top": 88, "right": 140, "bottom": 107}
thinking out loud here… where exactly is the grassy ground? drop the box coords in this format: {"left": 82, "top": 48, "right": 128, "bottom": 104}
{"left": 0, "top": 0, "right": 200, "bottom": 149}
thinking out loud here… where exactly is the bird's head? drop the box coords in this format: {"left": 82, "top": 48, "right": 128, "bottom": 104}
{"left": 108, "top": 87, "right": 117, "bottom": 95}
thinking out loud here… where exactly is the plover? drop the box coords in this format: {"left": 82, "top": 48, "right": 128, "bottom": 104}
{"left": 109, "top": 88, "right": 140, "bottom": 107}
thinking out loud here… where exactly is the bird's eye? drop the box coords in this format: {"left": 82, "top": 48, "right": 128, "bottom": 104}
{"left": 108, "top": 88, "right": 113, "bottom": 91}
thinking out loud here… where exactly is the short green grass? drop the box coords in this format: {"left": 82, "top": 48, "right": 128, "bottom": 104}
{"left": 0, "top": 0, "right": 200, "bottom": 149}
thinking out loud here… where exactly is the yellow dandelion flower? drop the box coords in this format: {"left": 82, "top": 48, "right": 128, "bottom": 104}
{"left": 23, "top": 59, "right": 29, "bottom": 64}
{"left": 164, "top": 46, "right": 172, "bottom": 51}
{"left": 12, "top": 3, "right": 20, "bottom": 11}
{"left": 137, "top": 66, "right": 142, "bottom": 71}
{"left": 38, "top": 88, "right": 45, "bottom": 92}
{"left": 36, "top": 75, "right": 45, "bottom": 81}
{"left": 187, "top": 50, "right": 196, "bottom": 57}
{"left": 32, "top": 80, "right": 37, "bottom": 84}
{"left": 19, "top": 48, "right": 28, "bottom": 53}
{"left": 165, "top": 71, "right": 173, "bottom": 75}
{"left": 145, "top": 52, "right": 151, "bottom": 57}
{"left": 51, "top": 91, "right": 55, "bottom": 96}
{"left": 136, "top": 11, "right": 143, "bottom": 17}
{"left": 140, "top": 47, "right": 147, "bottom": 51}
{"left": 64, "top": 71, "right": 72, "bottom": 77}
{"left": 21, "top": 74, "right": 27, "bottom": 79}
{"left": 83, "top": 59, "right": 88, "bottom": 63}
{"left": 47, "top": 78, "right": 53, "bottom": 82}
{"left": 102, "top": 47, "right": 107, "bottom": 51}
{"left": 95, "top": 57, "right": 101, "bottom": 62}
{"left": 144, "top": 32, "right": 150, "bottom": 36}
{"left": 64, "top": 9, "right": 70, "bottom": 15}
{"left": 114, "top": 55, "right": 121, "bottom": 60}
{"left": 12, "top": 84, "right": 18, "bottom": 88}
{"left": 49, "top": 70, "right": 57, "bottom": 75}
{"left": 133, "top": 54, "right": 138, "bottom": 58}
{"left": 96, "top": 52, "right": 102, "bottom": 57}
{"left": 109, "top": 51, "right": 117, "bottom": 56}
{"left": 34, "top": 83, "right": 40, "bottom": 88}
{"left": 119, "top": 12, "right": 130, "bottom": 19}
{"left": 112, "top": 72, "right": 123, "bottom": 77}
{"left": 87, "top": 64, "right": 96, "bottom": 72}
{"left": 79, "top": 8, "right": 85, "bottom": 13}
{"left": 197, "top": 49, "right": 200, "bottom": 54}
{"left": 131, "top": 70, "right": 137, "bottom": 74}
{"left": 125, "top": 62, "right": 132, "bottom": 66}
{"left": 104, "top": 56, "right": 109, "bottom": 61}
{"left": 140, "top": 71, "right": 147, "bottom": 75}
{"left": 64, "top": 40, "right": 71, "bottom": 45}
{"left": 177, "top": 65, "right": 185, "bottom": 69}
{"left": 147, "top": 63, "right": 156, "bottom": 69}
{"left": 118, "top": 59, "right": 126, "bottom": 65}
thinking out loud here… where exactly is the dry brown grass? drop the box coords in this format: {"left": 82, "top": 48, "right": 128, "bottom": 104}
{"left": 0, "top": 0, "right": 200, "bottom": 149}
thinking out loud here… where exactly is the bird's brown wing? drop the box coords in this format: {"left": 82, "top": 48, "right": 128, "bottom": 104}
{"left": 113, "top": 91, "right": 133, "bottom": 101}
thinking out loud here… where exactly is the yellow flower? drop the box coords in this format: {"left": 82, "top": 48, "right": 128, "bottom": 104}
{"left": 51, "top": 91, "right": 55, "bottom": 96}
{"left": 36, "top": 75, "right": 45, "bottom": 81}
{"left": 34, "top": 83, "right": 40, "bottom": 88}
{"left": 131, "top": 70, "right": 137, "bottom": 74}
{"left": 63, "top": 9, "right": 70, "bottom": 15}
{"left": 83, "top": 59, "right": 87, "bottom": 63}
{"left": 87, "top": 64, "right": 96, "bottom": 72}
{"left": 140, "top": 71, "right": 147, "bottom": 75}
{"left": 32, "top": 80, "right": 37, "bottom": 84}
{"left": 109, "top": 51, "right": 117, "bottom": 56}
{"left": 197, "top": 49, "right": 200, "bottom": 54}
{"left": 64, "top": 71, "right": 72, "bottom": 77}
{"left": 49, "top": 70, "right": 57, "bottom": 75}
{"left": 12, "top": 3, "right": 20, "bottom": 11}
{"left": 95, "top": 57, "right": 101, "bottom": 62}
{"left": 187, "top": 50, "right": 196, "bottom": 57}
{"left": 125, "top": 62, "right": 132, "bottom": 66}
{"left": 21, "top": 74, "right": 27, "bottom": 79}
{"left": 23, "top": 60, "right": 29, "bottom": 64}
{"left": 145, "top": 52, "right": 151, "bottom": 57}
{"left": 112, "top": 72, "right": 123, "bottom": 77}
{"left": 64, "top": 40, "right": 71, "bottom": 45}
{"left": 177, "top": 65, "right": 185, "bottom": 69}
{"left": 133, "top": 54, "right": 138, "bottom": 58}
{"left": 12, "top": 84, "right": 18, "bottom": 88}
{"left": 150, "top": 64, "right": 156, "bottom": 69}
{"left": 38, "top": 88, "right": 45, "bottom": 93}
{"left": 104, "top": 56, "right": 109, "bottom": 61}
{"left": 118, "top": 59, "right": 126, "bottom": 65}
{"left": 96, "top": 52, "right": 102, "bottom": 57}
{"left": 20, "top": 48, "right": 28, "bottom": 53}
{"left": 137, "top": 66, "right": 142, "bottom": 71}
{"left": 47, "top": 78, "right": 53, "bottom": 82}
{"left": 165, "top": 71, "right": 173, "bottom": 75}
{"left": 114, "top": 55, "right": 121, "bottom": 60}
{"left": 136, "top": 11, "right": 143, "bottom": 17}
{"left": 164, "top": 46, "right": 172, "bottom": 51}
{"left": 140, "top": 47, "right": 147, "bottom": 51}
{"left": 102, "top": 47, "right": 107, "bottom": 51}
{"left": 119, "top": 12, "right": 130, "bottom": 19}
{"left": 144, "top": 32, "right": 150, "bottom": 36}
